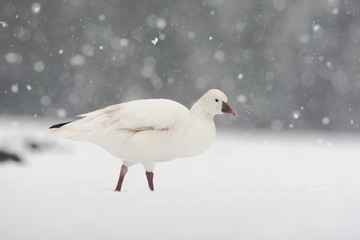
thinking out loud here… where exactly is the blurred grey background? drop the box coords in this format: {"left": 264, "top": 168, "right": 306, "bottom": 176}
{"left": 1, "top": 0, "right": 360, "bottom": 131}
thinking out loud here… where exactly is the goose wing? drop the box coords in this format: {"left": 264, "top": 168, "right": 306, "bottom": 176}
{"left": 49, "top": 99, "right": 189, "bottom": 139}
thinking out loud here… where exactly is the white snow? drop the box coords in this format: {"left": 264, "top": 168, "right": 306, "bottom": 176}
{"left": 236, "top": 22, "right": 245, "bottom": 32}
{"left": 313, "top": 24, "right": 321, "bottom": 32}
{"left": 120, "top": 38, "right": 129, "bottom": 47}
{"left": 156, "top": 18, "right": 167, "bottom": 30}
{"left": 151, "top": 37, "right": 158, "bottom": 45}
{"left": 40, "top": 95, "right": 51, "bottom": 106}
{"left": 187, "top": 31, "right": 195, "bottom": 39}
{"left": 56, "top": 108, "right": 67, "bottom": 118}
{"left": 14, "top": 26, "right": 31, "bottom": 42}
{"left": 214, "top": 50, "right": 225, "bottom": 62}
{"left": 292, "top": 110, "right": 301, "bottom": 119}
{"left": 11, "top": 84, "right": 19, "bottom": 93}
{"left": 111, "top": 37, "right": 124, "bottom": 50}
{"left": 0, "top": 21, "right": 8, "bottom": 28}
{"left": 69, "top": 54, "right": 85, "bottom": 66}
{"left": 82, "top": 44, "right": 94, "bottom": 57}
{"left": 5, "top": 52, "right": 22, "bottom": 64}
{"left": 322, "top": 117, "right": 331, "bottom": 125}
{"left": 159, "top": 33, "right": 166, "bottom": 40}
{"left": 31, "top": 2, "right": 41, "bottom": 14}
{"left": 146, "top": 15, "right": 158, "bottom": 28}
{"left": 299, "top": 34, "right": 309, "bottom": 44}
{"left": 236, "top": 94, "right": 247, "bottom": 103}
{"left": 34, "top": 60, "right": 45, "bottom": 72}
{"left": 98, "top": 14, "right": 106, "bottom": 21}
{"left": 1, "top": 118, "right": 360, "bottom": 240}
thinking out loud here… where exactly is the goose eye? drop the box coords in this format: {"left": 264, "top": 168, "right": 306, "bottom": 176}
{"left": 215, "top": 99, "right": 219, "bottom": 102}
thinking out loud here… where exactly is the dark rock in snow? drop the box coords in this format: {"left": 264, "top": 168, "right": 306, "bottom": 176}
{"left": 0, "top": 150, "right": 22, "bottom": 163}
{"left": 26, "top": 141, "right": 41, "bottom": 151}
{"left": 24, "top": 139, "right": 57, "bottom": 152}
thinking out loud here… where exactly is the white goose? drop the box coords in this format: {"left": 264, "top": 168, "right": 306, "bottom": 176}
{"left": 49, "top": 89, "right": 234, "bottom": 191}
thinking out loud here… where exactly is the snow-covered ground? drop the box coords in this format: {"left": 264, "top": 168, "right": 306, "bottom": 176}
{"left": 1, "top": 117, "right": 360, "bottom": 240}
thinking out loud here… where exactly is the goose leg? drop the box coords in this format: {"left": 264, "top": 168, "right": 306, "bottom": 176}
{"left": 114, "top": 165, "right": 128, "bottom": 192}
{"left": 146, "top": 172, "right": 154, "bottom": 191}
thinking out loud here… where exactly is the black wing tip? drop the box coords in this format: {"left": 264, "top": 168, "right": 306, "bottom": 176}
{"left": 49, "top": 121, "right": 72, "bottom": 129}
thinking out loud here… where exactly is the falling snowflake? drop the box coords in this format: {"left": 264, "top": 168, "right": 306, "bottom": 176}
{"left": 57, "top": 108, "right": 67, "bottom": 118}
{"left": 34, "top": 61, "right": 45, "bottom": 72}
{"left": 69, "top": 55, "right": 85, "bottom": 66}
{"left": 187, "top": 31, "right": 195, "bottom": 39}
{"left": 322, "top": 117, "right": 330, "bottom": 125}
{"left": 98, "top": 14, "right": 106, "bottom": 21}
{"left": 82, "top": 44, "right": 94, "bottom": 57}
{"left": 5, "top": 52, "right": 22, "bottom": 64}
{"left": 156, "top": 18, "right": 167, "bottom": 30}
{"left": 11, "top": 84, "right": 19, "bottom": 93}
{"left": 313, "top": 24, "right": 320, "bottom": 32}
{"left": 159, "top": 34, "right": 166, "bottom": 40}
{"left": 292, "top": 111, "right": 301, "bottom": 119}
{"left": 236, "top": 94, "right": 247, "bottom": 103}
{"left": 40, "top": 95, "right": 51, "bottom": 106}
{"left": 31, "top": 2, "right": 41, "bottom": 14}
{"left": 151, "top": 37, "right": 158, "bottom": 45}
{"left": 214, "top": 50, "right": 225, "bottom": 62}
{"left": 0, "top": 21, "right": 8, "bottom": 28}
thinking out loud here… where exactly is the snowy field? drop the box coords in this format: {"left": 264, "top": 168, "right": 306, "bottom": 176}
{"left": 1, "top": 117, "right": 360, "bottom": 240}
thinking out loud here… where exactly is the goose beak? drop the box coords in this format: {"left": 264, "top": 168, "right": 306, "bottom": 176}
{"left": 222, "top": 102, "right": 235, "bottom": 115}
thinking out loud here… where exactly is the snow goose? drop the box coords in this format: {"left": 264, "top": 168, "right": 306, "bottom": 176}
{"left": 49, "top": 89, "right": 234, "bottom": 191}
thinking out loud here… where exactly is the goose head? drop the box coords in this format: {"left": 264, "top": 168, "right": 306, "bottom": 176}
{"left": 190, "top": 89, "right": 235, "bottom": 117}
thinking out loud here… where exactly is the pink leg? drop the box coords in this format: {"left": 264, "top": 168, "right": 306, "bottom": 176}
{"left": 146, "top": 172, "right": 154, "bottom": 191}
{"left": 114, "top": 165, "right": 128, "bottom": 192}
